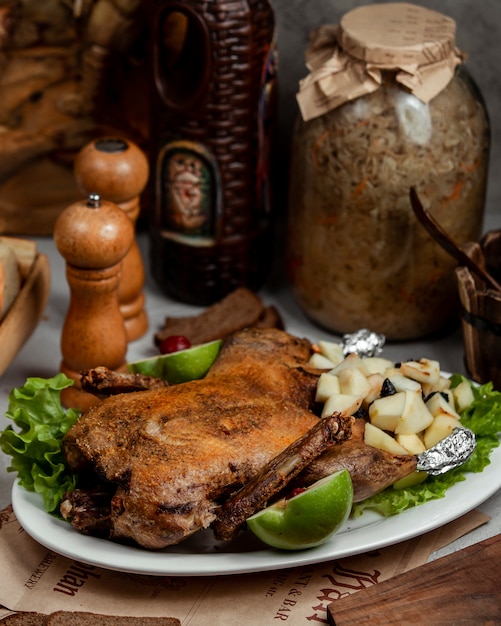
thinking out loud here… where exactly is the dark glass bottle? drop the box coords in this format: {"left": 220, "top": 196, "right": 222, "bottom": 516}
{"left": 148, "top": 0, "right": 277, "bottom": 305}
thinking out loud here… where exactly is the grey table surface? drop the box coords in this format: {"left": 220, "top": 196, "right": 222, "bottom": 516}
{"left": 1, "top": 216, "right": 500, "bottom": 565}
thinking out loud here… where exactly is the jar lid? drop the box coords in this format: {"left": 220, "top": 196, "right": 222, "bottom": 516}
{"left": 338, "top": 3, "right": 456, "bottom": 66}
{"left": 296, "top": 2, "right": 464, "bottom": 122}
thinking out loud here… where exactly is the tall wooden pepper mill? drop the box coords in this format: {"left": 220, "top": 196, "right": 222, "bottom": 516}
{"left": 74, "top": 137, "right": 150, "bottom": 341}
{"left": 54, "top": 193, "right": 134, "bottom": 410}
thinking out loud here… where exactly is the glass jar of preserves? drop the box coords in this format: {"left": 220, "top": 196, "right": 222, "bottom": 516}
{"left": 287, "top": 3, "right": 490, "bottom": 340}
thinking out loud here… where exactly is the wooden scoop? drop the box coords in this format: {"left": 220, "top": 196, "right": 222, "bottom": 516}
{"left": 409, "top": 187, "right": 501, "bottom": 293}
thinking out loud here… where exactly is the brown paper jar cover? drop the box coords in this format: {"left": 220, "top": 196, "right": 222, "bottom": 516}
{"left": 287, "top": 2, "right": 490, "bottom": 340}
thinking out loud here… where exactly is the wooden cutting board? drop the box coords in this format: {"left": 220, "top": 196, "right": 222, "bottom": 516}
{"left": 328, "top": 533, "right": 501, "bottom": 625}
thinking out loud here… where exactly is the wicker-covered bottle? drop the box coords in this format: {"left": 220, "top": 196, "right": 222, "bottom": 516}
{"left": 148, "top": 0, "right": 277, "bottom": 305}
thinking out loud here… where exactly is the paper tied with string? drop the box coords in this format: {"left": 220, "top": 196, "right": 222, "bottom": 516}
{"left": 297, "top": 3, "right": 465, "bottom": 122}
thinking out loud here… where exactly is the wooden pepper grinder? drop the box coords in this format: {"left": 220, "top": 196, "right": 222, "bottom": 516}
{"left": 74, "top": 137, "right": 149, "bottom": 341}
{"left": 54, "top": 193, "right": 134, "bottom": 410}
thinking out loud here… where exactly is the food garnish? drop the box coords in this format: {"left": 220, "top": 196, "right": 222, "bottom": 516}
{"left": 127, "top": 339, "right": 222, "bottom": 384}
{"left": 0, "top": 374, "right": 79, "bottom": 515}
{"left": 309, "top": 340, "right": 501, "bottom": 518}
{"left": 246, "top": 470, "right": 353, "bottom": 550}
{"left": 158, "top": 334, "right": 191, "bottom": 354}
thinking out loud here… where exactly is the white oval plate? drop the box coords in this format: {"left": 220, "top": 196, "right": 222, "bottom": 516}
{"left": 12, "top": 440, "right": 501, "bottom": 577}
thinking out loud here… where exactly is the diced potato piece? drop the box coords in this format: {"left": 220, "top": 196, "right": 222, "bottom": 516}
{"left": 308, "top": 353, "right": 335, "bottom": 369}
{"left": 361, "top": 356, "right": 394, "bottom": 375}
{"left": 400, "top": 358, "right": 440, "bottom": 385}
{"left": 329, "top": 353, "right": 369, "bottom": 376}
{"left": 337, "top": 367, "right": 371, "bottom": 398}
{"left": 364, "top": 422, "right": 409, "bottom": 455}
{"left": 395, "top": 432, "right": 427, "bottom": 455}
{"left": 425, "top": 392, "right": 460, "bottom": 420}
{"left": 452, "top": 380, "right": 475, "bottom": 413}
{"left": 424, "top": 414, "right": 460, "bottom": 449}
{"left": 394, "top": 390, "right": 434, "bottom": 435}
{"left": 386, "top": 373, "right": 422, "bottom": 393}
{"left": 368, "top": 392, "right": 406, "bottom": 432}
{"left": 321, "top": 393, "right": 363, "bottom": 417}
{"left": 317, "top": 340, "right": 344, "bottom": 367}
{"left": 362, "top": 373, "right": 384, "bottom": 409}
{"left": 315, "top": 373, "right": 341, "bottom": 403}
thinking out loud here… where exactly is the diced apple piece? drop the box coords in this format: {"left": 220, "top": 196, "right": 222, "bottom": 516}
{"left": 386, "top": 373, "right": 422, "bottom": 393}
{"left": 393, "top": 471, "right": 428, "bottom": 490}
{"left": 383, "top": 366, "right": 402, "bottom": 378}
{"left": 395, "top": 432, "right": 427, "bottom": 455}
{"left": 315, "top": 373, "right": 341, "bottom": 403}
{"left": 452, "top": 380, "right": 475, "bottom": 413}
{"left": 317, "top": 340, "right": 344, "bottom": 367}
{"left": 422, "top": 375, "right": 451, "bottom": 397}
{"left": 308, "top": 353, "right": 335, "bottom": 369}
{"left": 337, "top": 367, "right": 371, "bottom": 398}
{"left": 364, "top": 422, "right": 409, "bottom": 456}
{"left": 438, "top": 388, "right": 456, "bottom": 409}
{"left": 329, "top": 352, "right": 369, "bottom": 376}
{"left": 362, "top": 373, "right": 384, "bottom": 409}
{"left": 394, "top": 390, "right": 434, "bottom": 435}
{"left": 423, "top": 415, "right": 460, "bottom": 449}
{"left": 361, "top": 356, "right": 394, "bottom": 375}
{"left": 425, "top": 392, "right": 460, "bottom": 420}
{"left": 400, "top": 358, "right": 440, "bottom": 385}
{"left": 321, "top": 393, "right": 363, "bottom": 417}
{"left": 368, "top": 392, "right": 406, "bottom": 432}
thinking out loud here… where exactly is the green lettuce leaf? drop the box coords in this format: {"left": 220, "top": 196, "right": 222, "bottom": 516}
{"left": 0, "top": 373, "right": 79, "bottom": 514}
{"left": 352, "top": 375, "right": 501, "bottom": 518}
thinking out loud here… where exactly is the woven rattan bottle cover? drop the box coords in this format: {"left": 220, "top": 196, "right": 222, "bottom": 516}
{"left": 148, "top": 0, "right": 277, "bottom": 305}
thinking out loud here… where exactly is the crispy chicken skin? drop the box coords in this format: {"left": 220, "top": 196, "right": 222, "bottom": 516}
{"left": 62, "top": 328, "right": 418, "bottom": 549}
{"left": 213, "top": 413, "right": 353, "bottom": 541}
{"left": 63, "top": 328, "right": 322, "bottom": 549}
{"left": 293, "top": 418, "right": 418, "bottom": 501}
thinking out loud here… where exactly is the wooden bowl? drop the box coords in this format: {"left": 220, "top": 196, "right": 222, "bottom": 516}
{"left": 0, "top": 237, "right": 50, "bottom": 378}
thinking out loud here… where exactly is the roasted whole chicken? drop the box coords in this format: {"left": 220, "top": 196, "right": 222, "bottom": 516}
{"left": 61, "top": 328, "right": 416, "bottom": 549}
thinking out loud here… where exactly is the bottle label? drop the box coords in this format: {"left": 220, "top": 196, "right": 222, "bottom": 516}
{"left": 155, "top": 140, "right": 220, "bottom": 246}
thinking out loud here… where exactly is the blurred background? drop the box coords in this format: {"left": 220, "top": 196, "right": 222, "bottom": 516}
{"left": 0, "top": 1, "right": 498, "bottom": 234}
{"left": 273, "top": 0, "right": 501, "bottom": 220}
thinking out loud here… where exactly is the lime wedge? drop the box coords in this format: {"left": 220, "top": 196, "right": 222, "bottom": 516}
{"left": 246, "top": 469, "right": 353, "bottom": 551}
{"left": 392, "top": 470, "right": 428, "bottom": 490}
{"left": 127, "top": 339, "right": 223, "bottom": 384}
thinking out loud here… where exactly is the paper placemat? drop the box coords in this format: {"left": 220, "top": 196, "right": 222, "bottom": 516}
{"left": 0, "top": 505, "right": 489, "bottom": 624}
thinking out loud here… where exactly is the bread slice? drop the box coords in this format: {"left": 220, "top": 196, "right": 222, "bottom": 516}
{"left": 154, "top": 287, "right": 283, "bottom": 346}
{"left": 0, "top": 240, "right": 21, "bottom": 319}
{"left": 0, "top": 612, "right": 46, "bottom": 625}
{"left": 0, "top": 612, "right": 181, "bottom": 625}
{"left": 46, "top": 612, "right": 180, "bottom": 625}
